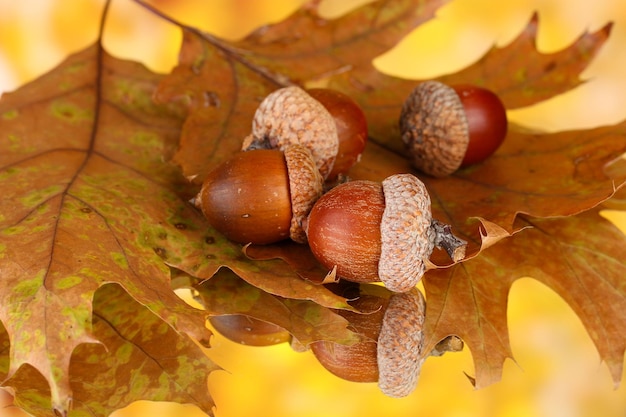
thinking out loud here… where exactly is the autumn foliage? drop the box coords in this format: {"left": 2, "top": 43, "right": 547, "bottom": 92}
{"left": 0, "top": 1, "right": 625, "bottom": 416}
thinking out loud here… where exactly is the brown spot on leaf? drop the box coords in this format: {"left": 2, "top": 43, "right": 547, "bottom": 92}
{"left": 203, "top": 91, "right": 220, "bottom": 108}
{"left": 544, "top": 60, "right": 556, "bottom": 73}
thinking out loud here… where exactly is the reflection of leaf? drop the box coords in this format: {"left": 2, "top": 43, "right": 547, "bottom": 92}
{"left": 194, "top": 269, "right": 360, "bottom": 346}
{"left": 421, "top": 207, "right": 626, "bottom": 388}
{"left": 5, "top": 285, "right": 218, "bottom": 417}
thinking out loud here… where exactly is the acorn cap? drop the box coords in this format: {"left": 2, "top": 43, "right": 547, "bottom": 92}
{"left": 399, "top": 81, "right": 469, "bottom": 177}
{"left": 377, "top": 288, "right": 426, "bottom": 397}
{"left": 284, "top": 144, "right": 324, "bottom": 243}
{"left": 379, "top": 174, "right": 435, "bottom": 293}
{"left": 244, "top": 86, "right": 339, "bottom": 179}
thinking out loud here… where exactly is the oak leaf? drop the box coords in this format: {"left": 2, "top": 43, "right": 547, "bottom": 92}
{"left": 152, "top": 0, "right": 626, "bottom": 391}
{"left": 0, "top": 42, "right": 223, "bottom": 414}
{"left": 332, "top": 15, "right": 612, "bottom": 148}
{"left": 349, "top": 124, "right": 626, "bottom": 260}
{"left": 421, "top": 205, "right": 626, "bottom": 388}
{"left": 1, "top": 0, "right": 626, "bottom": 415}
{"left": 152, "top": 0, "right": 446, "bottom": 181}
{"left": 2, "top": 284, "right": 218, "bottom": 417}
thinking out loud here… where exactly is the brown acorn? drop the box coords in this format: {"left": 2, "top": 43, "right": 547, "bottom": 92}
{"left": 400, "top": 80, "right": 508, "bottom": 177}
{"left": 194, "top": 144, "right": 323, "bottom": 244}
{"left": 305, "top": 173, "right": 466, "bottom": 292}
{"left": 243, "top": 86, "right": 367, "bottom": 180}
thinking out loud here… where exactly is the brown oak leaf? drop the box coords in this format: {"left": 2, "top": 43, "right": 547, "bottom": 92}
{"left": 0, "top": 41, "right": 220, "bottom": 413}
{"left": 328, "top": 14, "right": 612, "bottom": 151}
{"left": 149, "top": 0, "right": 626, "bottom": 392}
{"left": 148, "top": 0, "right": 626, "bottom": 388}
{"left": 349, "top": 126, "right": 626, "bottom": 260}
{"left": 2, "top": 0, "right": 626, "bottom": 414}
{"left": 151, "top": 0, "right": 446, "bottom": 182}
{"left": 421, "top": 206, "right": 626, "bottom": 388}
{"left": 2, "top": 284, "right": 218, "bottom": 417}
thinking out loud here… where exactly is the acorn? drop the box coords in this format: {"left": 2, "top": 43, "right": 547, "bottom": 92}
{"left": 399, "top": 80, "right": 508, "bottom": 177}
{"left": 304, "top": 174, "right": 466, "bottom": 292}
{"left": 242, "top": 86, "right": 368, "bottom": 180}
{"left": 310, "top": 288, "right": 426, "bottom": 398}
{"left": 194, "top": 144, "right": 323, "bottom": 245}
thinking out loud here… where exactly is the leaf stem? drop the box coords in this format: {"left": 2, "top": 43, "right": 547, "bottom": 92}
{"left": 130, "top": 0, "right": 296, "bottom": 88}
{"left": 431, "top": 219, "right": 467, "bottom": 262}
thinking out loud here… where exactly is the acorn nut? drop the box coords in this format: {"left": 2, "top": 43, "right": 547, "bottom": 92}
{"left": 194, "top": 144, "right": 323, "bottom": 245}
{"left": 400, "top": 81, "right": 508, "bottom": 177}
{"left": 305, "top": 173, "right": 467, "bottom": 292}
{"left": 310, "top": 288, "right": 426, "bottom": 397}
{"left": 307, "top": 88, "right": 368, "bottom": 180}
{"left": 243, "top": 86, "right": 367, "bottom": 180}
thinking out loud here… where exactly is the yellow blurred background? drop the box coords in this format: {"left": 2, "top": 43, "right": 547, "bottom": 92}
{"left": 1, "top": 0, "right": 626, "bottom": 416}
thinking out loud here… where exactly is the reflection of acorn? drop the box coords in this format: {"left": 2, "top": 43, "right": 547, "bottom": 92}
{"left": 310, "top": 289, "right": 426, "bottom": 398}
{"left": 243, "top": 86, "right": 368, "bottom": 180}
{"left": 209, "top": 315, "right": 290, "bottom": 346}
{"left": 305, "top": 174, "right": 466, "bottom": 293}
{"left": 400, "top": 81, "right": 508, "bottom": 177}
{"left": 193, "top": 144, "right": 323, "bottom": 244}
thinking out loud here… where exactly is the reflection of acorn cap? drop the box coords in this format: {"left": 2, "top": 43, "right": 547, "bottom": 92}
{"left": 378, "top": 288, "right": 426, "bottom": 398}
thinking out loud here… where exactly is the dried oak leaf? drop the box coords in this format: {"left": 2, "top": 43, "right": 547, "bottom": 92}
{"left": 0, "top": 40, "right": 353, "bottom": 410}
{"left": 600, "top": 161, "right": 626, "bottom": 210}
{"left": 149, "top": 0, "right": 626, "bottom": 391}
{"left": 0, "top": 34, "right": 355, "bottom": 413}
{"left": 152, "top": 0, "right": 446, "bottom": 182}
{"left": 329, "top": 14, "right": 612, "bottom": 151}
{"left": 0, "top": 43, "right": 221, "bottom": 413}
{"left": 421, "top": 205, "right": 626, "bottom": 388}
{"left": 155, "top": 0, "right": 620, "bottom": 258}
{"left": 1, "top": 284, "right": 217, "bottom": 417}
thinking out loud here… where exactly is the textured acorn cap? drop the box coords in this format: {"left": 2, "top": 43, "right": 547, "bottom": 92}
{"left": 400, "top": 81, "right": 469, "bottom": 177}
{"left": 377, "top": 288, "right": 426, "bottom": 397}
{"left": 284, "top": 144, "right": 324, "bottom": 243}
{"left": 244, "top": 86, "right": 339, "bottom": 179}
{"left": 379, "top": 174, "right": 435, "bottom": 292}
